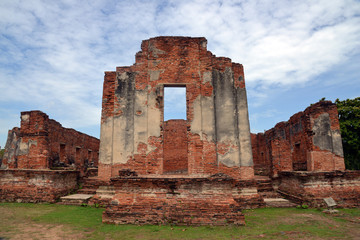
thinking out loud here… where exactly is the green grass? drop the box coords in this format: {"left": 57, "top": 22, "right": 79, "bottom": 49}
{"left": 0, "top": 203, "right": 359, "bottom": 239}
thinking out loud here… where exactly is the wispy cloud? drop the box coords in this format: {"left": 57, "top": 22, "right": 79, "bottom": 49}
{"left": 1, "top": 0, "right": 360, "bottom": 146}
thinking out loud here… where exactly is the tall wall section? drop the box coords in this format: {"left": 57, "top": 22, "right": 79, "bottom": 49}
{"left": 98, "top": 36, "right": 254, "bottom": 180}
{"left": 251, "top": 101, "right": 345, "bottom": 177}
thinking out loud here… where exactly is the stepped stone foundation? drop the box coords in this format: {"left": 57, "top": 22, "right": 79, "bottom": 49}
{"left": 103, "top": 175, "right": 262, "bottom": 225}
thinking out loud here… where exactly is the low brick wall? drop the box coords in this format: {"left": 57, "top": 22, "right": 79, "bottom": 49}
{"left": 0, "top": 169, "right": 79, "bottom": 203}
{"left": 102, "top": 175, "right": 263, "bottom": 225}
{"left": 278, "top": 171, "right": 360, "bottom": 207}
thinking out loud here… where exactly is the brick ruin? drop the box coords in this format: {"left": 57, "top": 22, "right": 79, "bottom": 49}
{"left": 98, "top": 37, "right": 254, "bottom": 181}
{"left": 0, "top": 36, "right": 359, "bottom": 225}
{"left": 251, "top": 101, "right": 345, "bottom": 178}
{"left": 251, "top": 101, "right": 359, "bottom": 207}
{"left": 96, "top": 37, "right": 360, "bottom": 221}
{"left": 2, "top": 110, "right": 99, "bottom": 171}
{"left": 0, "top": 110, "right": 99, "bottom": 202}
{"left": 97, "top": 36, "right": 260, "bottom": 225}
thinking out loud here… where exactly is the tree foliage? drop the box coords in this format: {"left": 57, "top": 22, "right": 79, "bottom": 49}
{"left": 335, "top": 97, "right": 360, "bottom": 170}
{"left": 0, "top": 149, "right": 4, "bottom": 160}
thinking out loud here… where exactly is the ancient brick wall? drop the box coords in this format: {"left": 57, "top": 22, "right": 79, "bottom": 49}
{"left": 278, "top": 171, "right": 360, "bottom": 208}
{"left": 251, "top": 133, "right": 271, "bottom": 176}
{"left": 0, "top": 169, "right": 79, "bottom": 203}
{"left": 251, "top": 101, "right": 345, "bottom": 177}
{"left": 98, "top": 36, "right": 254, "bottom": 181}
{"left": 97, "top": 37, "right": 259, "bottom": 225}
{"left": 1, "top": 111, "right": 99, "bottom": 173}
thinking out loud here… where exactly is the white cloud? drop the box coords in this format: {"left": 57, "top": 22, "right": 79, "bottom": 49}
{"left": 1, "top": 0, "right": 360, "bottom": 146}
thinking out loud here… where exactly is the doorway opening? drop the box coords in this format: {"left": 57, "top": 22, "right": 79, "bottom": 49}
{"left": 164, "top": 86, "right": 186, "bottom": 120}
{"left": 293, "top": 143, "right": 307, "bottom": 171}
{"left": 163, "top": 86, "right": 188, "bottom": 174}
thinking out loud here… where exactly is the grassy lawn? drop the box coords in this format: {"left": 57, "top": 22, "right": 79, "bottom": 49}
{"left": 0, "top": 203, "right": 359, "bottom": 239}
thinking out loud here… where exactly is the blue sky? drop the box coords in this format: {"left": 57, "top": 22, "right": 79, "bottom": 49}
{"left": 1, "top": 0, "right": 360, "bottom": 148}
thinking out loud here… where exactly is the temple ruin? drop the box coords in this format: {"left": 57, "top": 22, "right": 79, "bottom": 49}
{"left": 96, "top": 36, "right": 260, "bottom": 225}
{"left": 1, "top": 36, "right": 359, "bottom": 225}
{"left": 0, "top": 110, "right": 99, "bottom": 202}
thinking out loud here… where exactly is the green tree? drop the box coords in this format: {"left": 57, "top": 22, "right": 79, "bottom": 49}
{"left": 0, "top": 149, "right": 4, "bottom": 160}
{"left": 335, "top": 97, "right": 360, "bottom": 170}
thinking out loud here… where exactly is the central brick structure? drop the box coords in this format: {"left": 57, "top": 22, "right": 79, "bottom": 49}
{"left": 99, "top": 36, "right": 254, "bottom": 180}
{"left": 98, "top": 36, "right": 260, "bottom": 225}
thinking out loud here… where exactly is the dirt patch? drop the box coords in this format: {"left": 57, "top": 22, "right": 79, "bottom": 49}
{"left": 278, "top": 212, "right": 341, "bottom": 227}
{"left": 3, "top": 223, "right": 84, "bottom": 240}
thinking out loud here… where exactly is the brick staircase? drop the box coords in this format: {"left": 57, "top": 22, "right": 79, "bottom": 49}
{"left": 59, "top": 174, "right": 297, "bottom": 208}
{"left": 77, "top": 176, "right": 103, "bottom": 194}
{"left": 255, "top": 175, "right": 297, "bottom": 208}
{"left": 59, "top": 176, "right": 109, "bottom": 205}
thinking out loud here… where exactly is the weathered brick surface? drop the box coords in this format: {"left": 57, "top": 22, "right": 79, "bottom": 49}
{"left": 278, "top": 171, "right": 360, "bottom": 208}
{"left": 97, "top": 36, "right": 257, "bottom": 225}
{"left": 251, "top": 101, "right": 345, "bottom": 177}
{"left": 163, "top": 120, "right": 188, "bottom": 174}
{"left": 102, "top": 176, "right": 263, "bottom": 225}
{"left": 98, "top": 36, "right": 253, "bottom": 181}
{"left": 0, "top": 169, "right": 79, "bottom": 203}
{"left": 2, "top": 111, "right": 100, "bottom": 174}
{"left": 1, "top": 128, "right": 20, "bottom": 168}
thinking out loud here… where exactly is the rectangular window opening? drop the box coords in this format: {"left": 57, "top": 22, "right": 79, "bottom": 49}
{"left": 60, "top": 144, "right": 66, "bottom": 163}
{"left": 164, "top": 86, "right": 186, "bottom": 121}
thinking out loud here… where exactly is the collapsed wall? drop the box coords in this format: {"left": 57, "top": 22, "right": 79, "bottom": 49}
{"left": 2, "top": 110, "right": 99, "bottom": 171}
{"left": 251, "top": 101, "right": 345, "bottom": 177}
{"left": 0, "top": 110, "right": 100, "bottom": 203}
{"left": 251, "top": 101, "right": 360, "bottom": 207}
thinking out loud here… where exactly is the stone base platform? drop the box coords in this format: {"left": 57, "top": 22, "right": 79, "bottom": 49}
{"left": 102, "top": 175, "right": 264, "bottom": 226}
{"left": 264, "top": 198, "right": 297, "bottom": 208}
{"left": 59, "top": 194, "right": 94, "bottom": 205}
{"left": 278, "top": 171, "right": 360, "bottom": 208}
